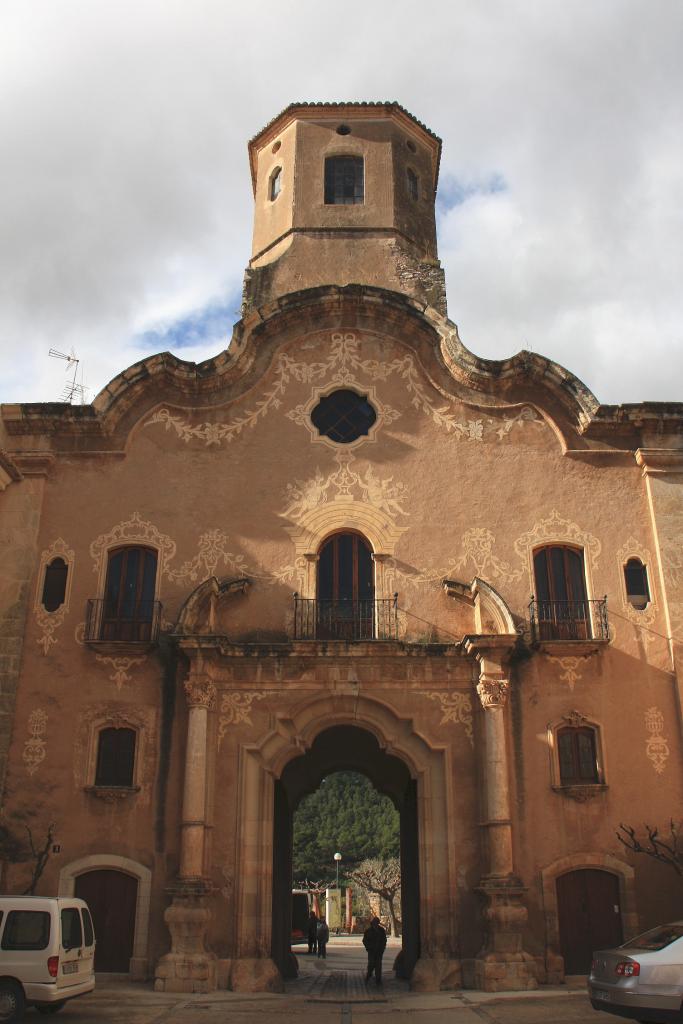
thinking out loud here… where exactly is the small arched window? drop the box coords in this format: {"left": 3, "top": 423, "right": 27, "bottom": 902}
{"left": 41, "top": 557, "right": 68, "bottom": 612}
{"left": 95, "top": 727, "right": 136, "bottom": 787}
{"left": 324, "top": 156, "right": 364, "bottom": 205}
{"left": 624, "top": 558, "right": 650, "bottom": 610}
{"left": 557, "top": 726, "right": 600, "bottom": 785}
{"left": 269, "top": 166, "right": 282, "bottom": 201}
{"left": 407, "top": 168, "right": 419, "bottom": 201}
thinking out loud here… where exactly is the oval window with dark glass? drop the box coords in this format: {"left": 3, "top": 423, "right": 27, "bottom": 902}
{"left": 311, "top": 389, "right": 377, "bottom": 444}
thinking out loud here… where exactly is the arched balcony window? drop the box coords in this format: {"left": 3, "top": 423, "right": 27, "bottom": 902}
{"left": 532, "top": 545, "right": 591, "bottom": 640}
{"left": 101, "top": 546, "right": 158, "bottom": 642}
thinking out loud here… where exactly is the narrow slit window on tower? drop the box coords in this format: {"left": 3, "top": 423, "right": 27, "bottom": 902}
{"left": 407, "top": 168, "right": 419, "bottom": 201}
{"left": 624, "top": 558, "right": 650, "bottom": 609}
{"left": 41, "top": 557, "right": 68, "bottom": 612}
{"left": 324, "top": 156, "right": 364, "bottom": 205}
{"left": 270, "top": 167, "right": 282, "bottom": 201}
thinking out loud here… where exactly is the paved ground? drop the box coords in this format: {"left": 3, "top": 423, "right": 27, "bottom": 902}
{"left": 39, "top": 938, "right": 608, "bottom": 1024}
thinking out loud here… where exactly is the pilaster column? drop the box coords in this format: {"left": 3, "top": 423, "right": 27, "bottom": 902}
{"left": 180, "top": 674, "right": 216, "bottom": 880}
{"left": 466, "top": 638, "right": 537, "bottom": 992}
{"left": 154, "top": 670, "right": 217, "bottom": 994}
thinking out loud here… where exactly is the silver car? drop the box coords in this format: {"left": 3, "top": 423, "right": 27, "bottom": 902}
{"left": 589, "top": 921, "right": 683, "bottom": 1023}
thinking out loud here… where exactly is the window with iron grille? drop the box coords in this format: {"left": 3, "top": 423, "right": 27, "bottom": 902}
{"left": 95, "top": 727, "right": 136, "bottom": 787}
{"left": 324, "top": 156, "right": 364, "bottom": 205}
{"left": 557, "top": 726, "right": 599, "bottom": 784}
{"left": 311, "top": 389, "right": 376, "bottom": 443}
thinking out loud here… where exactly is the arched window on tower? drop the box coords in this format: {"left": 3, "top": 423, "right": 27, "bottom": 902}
{"left": 407, "top": 167, "right": 419, "bottom": 201}
{"left": 269, "top": 166, "right": 282, "bottom": 201}
{"left": 324, "top": 156, "right": 364, "bottom": 205}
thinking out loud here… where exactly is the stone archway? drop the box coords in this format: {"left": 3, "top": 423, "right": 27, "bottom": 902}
{"left": 271, "top": 724, "right": 420, "bottom": 981}
{"left": 229, "top": 692, "right": 461, "bottom": 993}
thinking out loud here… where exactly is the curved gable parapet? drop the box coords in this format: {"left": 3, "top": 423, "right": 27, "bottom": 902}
{"left": 3, "top": 285, "right": 682, "bottom": 452}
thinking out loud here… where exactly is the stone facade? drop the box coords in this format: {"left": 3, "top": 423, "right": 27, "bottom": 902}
{"left": 1, "top": 102, "right": 682, "bottom": 993}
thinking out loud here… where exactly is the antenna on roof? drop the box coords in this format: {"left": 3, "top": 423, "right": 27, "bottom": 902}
{"left": 48, "top": 348, "right": 89, "bottom": 404}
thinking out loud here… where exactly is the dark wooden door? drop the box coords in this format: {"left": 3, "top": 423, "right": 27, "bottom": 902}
{"left": 75, "top": 869, "right": 137, "bottom": 972}
{"left": 557, "top": 869, "right": 622, "bottom": 974}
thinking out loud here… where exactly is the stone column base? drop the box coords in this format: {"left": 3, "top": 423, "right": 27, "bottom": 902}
{"left": 473, "top": 951, "right": 537, "bottom": 992}
{"left": 154, "top": 884, "right": 217, "bottom": 994}
{"left": 410, "top": 956, "right": 462, "bottom": 991}
{"left": 230, "top": 957, "right": 284, "bottom": 993}
{"left": 474, "top": 877, "right": 538, "bottom": 992}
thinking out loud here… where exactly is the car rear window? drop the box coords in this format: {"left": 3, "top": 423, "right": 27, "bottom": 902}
{"left": 61, "top": 908, "right": 83, "bottom": 949}
{"left": 1, "top": 910, "right": 51, "bottom": 950}
{"left": 81, "top": 907, "right": 94, "bottom": 947}
{"left": 622, "top": 923, "right": 683, "bottom": 951}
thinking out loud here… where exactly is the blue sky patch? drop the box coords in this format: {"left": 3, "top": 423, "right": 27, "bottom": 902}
{"left": 135, "top": 289, "right": 242, "bottom": 352}
{"left": 436, "top": 172, "right": 507, "bottom": 217}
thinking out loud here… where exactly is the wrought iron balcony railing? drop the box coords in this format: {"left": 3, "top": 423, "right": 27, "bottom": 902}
{"left": 293, "top": 595, "right": 399, "bottom": 641}
{"left": 529, "top": 596, "right": 609, "bottom": 643}
{"left": 85, "top": 599, "right": 163, "bottom": 643}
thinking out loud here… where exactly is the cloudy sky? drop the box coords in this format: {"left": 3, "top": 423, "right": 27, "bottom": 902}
{"left": 1, "top": 0, "right": 682, "bottom": 407}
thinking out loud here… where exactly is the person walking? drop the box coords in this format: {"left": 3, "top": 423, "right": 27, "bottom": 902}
{"left": 363, "top": 916, "right": 387, "bottom": 985}
{"left": 307, "top": 910, "right": 318, "bottom": 955}
{"left": 316, "top": 915, "right": 329, "bottom": 958}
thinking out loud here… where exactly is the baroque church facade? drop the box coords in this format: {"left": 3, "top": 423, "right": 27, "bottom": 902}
{"left": 1, "top": 102, "right": 682, "bottom": 993}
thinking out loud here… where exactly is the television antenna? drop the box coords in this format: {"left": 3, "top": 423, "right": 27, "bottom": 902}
{"left": 48, "top": 348, "right": 89, "bottom": 404}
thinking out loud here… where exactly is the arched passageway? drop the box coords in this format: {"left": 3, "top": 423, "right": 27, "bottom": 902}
{"left": 271, "top": 725, "right": 420, "bottom": 981}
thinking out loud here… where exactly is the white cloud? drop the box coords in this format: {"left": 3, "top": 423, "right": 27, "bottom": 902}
{"left": 1, "top": 0, "right": 681, "bottom": 405}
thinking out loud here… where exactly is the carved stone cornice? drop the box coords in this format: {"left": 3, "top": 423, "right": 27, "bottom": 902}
{"left": 476, "top": 676, "right": 509, "bottom": 709}
{"left": 184, "top": 676, "right": 217, "bottom": 710}
{"left": 635, "top": 448, "right": 683, "bottom": 476}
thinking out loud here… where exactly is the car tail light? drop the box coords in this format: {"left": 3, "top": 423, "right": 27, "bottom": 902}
{"left": 615, "top": 961, "right": 640, "bottom": 977}
{"left": 47, "top": 956, "right": 59, "bottom": 978}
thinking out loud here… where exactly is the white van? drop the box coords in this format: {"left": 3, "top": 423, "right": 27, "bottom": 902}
{"left": 0, "top": 896, "right": 95, "bottom": 1021}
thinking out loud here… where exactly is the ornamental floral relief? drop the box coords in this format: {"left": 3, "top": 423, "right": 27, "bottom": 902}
{"left": 544, "top": 654, "right": 584, "bottom": 691}
{"left": 392, "top": 527, "right": 523, "bottom": 590}
{"left": 90, "top": 512, "right": 176, "bottom": 584}
{"left": 644, "top": 706, "right": 669, "bottom": 774}
{"left": 424, "top": 691, "right": 473, "bottom": 745}
{"left": 34, "top": 538, "right": 74, "bottom": 655}
{"left": 217, "top": 692, "right": 266, "bottom": 749}
{"left": 143, "top": 332, "right": 544, "bottom": 449}
{"left": 95, "top": 655, "right": 146, "bottom": 690}
{"left": 23, "top": 709, "right": 48, "bottom": 776}
{"left": 282, "top": 450, "right": 409, "bottom": 524}
{"left": 514, "top": 509, "right": 601, "bottom": 587}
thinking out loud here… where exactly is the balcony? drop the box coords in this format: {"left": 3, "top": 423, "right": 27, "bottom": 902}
{"left": 529, "top": 596, "right": 609, "bottom": 653}
{"left": 293, "top": 595, "right": 399, "bottom": 642}
{"left": 85, "top": 598, "right": 162, "bottom": 651}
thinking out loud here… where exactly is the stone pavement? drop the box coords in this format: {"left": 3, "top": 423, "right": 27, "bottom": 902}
{"left": 52, "top": 938, "right": 606, "bottom": 1024}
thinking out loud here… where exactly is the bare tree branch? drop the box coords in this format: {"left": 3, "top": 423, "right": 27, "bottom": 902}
{"left": 348, "top": 857, "right": 402, "bottom": 936}
{"left": 617, "top": 821, "right": 683, "bottom": 877}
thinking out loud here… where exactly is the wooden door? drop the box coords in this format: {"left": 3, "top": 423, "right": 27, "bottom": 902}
{"left": 557, "top": 869, "right": 622, "bottom": 974}
{"left": 75, "top": 869, "right": 137, "bottom": 972}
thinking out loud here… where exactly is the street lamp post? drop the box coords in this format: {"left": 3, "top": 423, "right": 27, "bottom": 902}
{"left": 334, "top": 852, "right": 342, "bottom": 934}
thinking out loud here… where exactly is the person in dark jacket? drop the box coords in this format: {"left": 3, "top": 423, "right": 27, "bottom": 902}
{"left": 307, "top": 911, "right": 318, "bottom": 954}
{"left": 316, "top": 915, "right": 330, "bottom": 958}
{"left": 363, "top": 916, "right": 387, "bottom": 984}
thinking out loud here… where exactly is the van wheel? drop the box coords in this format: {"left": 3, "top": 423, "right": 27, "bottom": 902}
{"left": 37, "top": 1004, "right": 65, "bottom": 1015}
{"left": 0, "top": 981, "right": 25, "bottom": 1023}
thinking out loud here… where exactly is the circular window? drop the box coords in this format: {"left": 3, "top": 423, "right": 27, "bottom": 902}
{"left": 271, "top": 140, "right": 281, "bottom": 154}
{"left": 311, "top": 389, "right": 377, "bottom": 444}
{"left": 336, "top": 124, "right": 352, "bottom": 135}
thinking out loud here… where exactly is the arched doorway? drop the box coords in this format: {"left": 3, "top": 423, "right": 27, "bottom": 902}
{"left": 75, "top": 869, "right": 138, "bottom": 972}
{"left": 271, "top": 725, "right": 420, "bottom": 981}
{"left": 557, "top": 869, "right": 623, "bottom": 974}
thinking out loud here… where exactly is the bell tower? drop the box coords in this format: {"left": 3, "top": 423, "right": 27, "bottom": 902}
{"left": 242, "top": 102, "right": 446, "bottom": 315}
